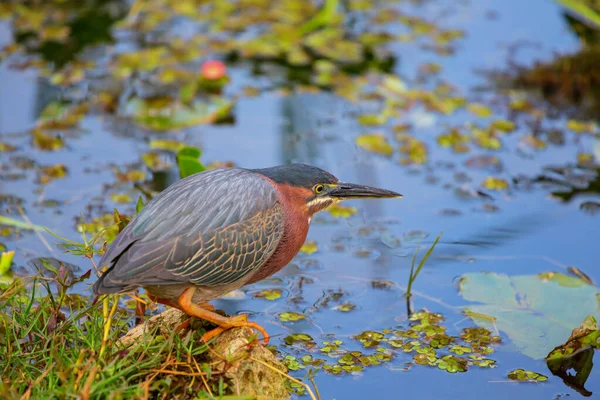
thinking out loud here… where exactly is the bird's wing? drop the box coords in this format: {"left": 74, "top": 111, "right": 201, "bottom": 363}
{"left": 93, "top": 168, "right": 284, "bottom": 294}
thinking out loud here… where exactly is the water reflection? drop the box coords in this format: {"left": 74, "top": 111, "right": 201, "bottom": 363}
{"left": 12, "top": 0, "right": 126, "bottom": 69}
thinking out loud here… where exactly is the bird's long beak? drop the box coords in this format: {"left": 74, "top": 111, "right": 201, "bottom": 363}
{"left": 329, "top": 182, "right": 403, "bottom": 199}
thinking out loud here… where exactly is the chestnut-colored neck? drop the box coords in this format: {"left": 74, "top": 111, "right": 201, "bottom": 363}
{"left": 247, "top": 183, "right": 311, "bottom": 283}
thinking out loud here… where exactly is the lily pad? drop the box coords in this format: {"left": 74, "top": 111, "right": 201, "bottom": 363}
{"left": 356, "top": 133, "right": 393, "bottom": 157}
{"left": 459, "top": 272, "right": 600, "bottom": 359}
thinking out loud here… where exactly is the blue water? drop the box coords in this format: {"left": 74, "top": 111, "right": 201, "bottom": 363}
{"left": 1, "top": 0, "right": 599, "bottom": 398}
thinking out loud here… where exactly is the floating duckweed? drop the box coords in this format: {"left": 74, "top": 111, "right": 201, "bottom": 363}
{"left": 252, "top": 288, "right": 282, "bottom": 301}
{"left": 429, "top": 334, "right": 453, "bottom": 349}
{"left": 356, "top": 133, "right": 394, "bottom": 157}
{"left": 437, "top": 128, "right": 470, "bottom": 153}
{"left": 327, "top": 204, "right": 358, "bottom": 218}
{"left": 110, "top": 193, "right": 132, "bottom": 204}
{"left": 470, "top": 357, "right": 496, "bottom": 368}
{"left": 299, "top": 240, "right": 318, "bottom": 255}
{"left": 403, "top": 340, "right": 421, "bottom": 353}
{"left": 278, "top": 312, "right": 305, "bottom": 322}
{"left": 467, "top": 103, "right": 493, "bottom": 118}
{"left": 286, "top": 380, "right": 307, "bottom": 396}
{"left": 39, "top": 163, "right": 68, "bottom": 184}
{"left": 460, "top": 327, "right": 502, "bottom": 345}
{"left": 481, "top": 176, "right": 509, "bottom": 191}
{"left": 281, "top": 355, "right": 303, "bottom": 371}
{"left": 398, "top": 136, "right": 428, "bottom": 165}
{"left": 449, "top": 345, "right": 472, "bottom": 355}
{"left": 414, "top": 353, "right": 437, "bottom": 366}
{"left": 335, "top": 302, "right": 357, "bottom": 312}
{"left": 566, "top": 119, "right": 595, "bottom": 134}
{"left": 490, "top": 119, "right": 516, "bottom": 133}
{"left": 284, "top": 333, "right": 314, "bottom": 346}
{"left": 387, "top": 339, "right": 404, "bottom": 348}
{"left": 355, "top": 331, "right": 385, "bottom": 347}
{"left": 300, "top": 355, "right": 326, "bottom": 367}
{"left": 394, "top": 329, "right": 419, "bottom": 339}
{"left": 437, "top": 355, "right": 467, "bottom": 373}
{"left": 507, "top": 369, "right": 548, "bottom": 382}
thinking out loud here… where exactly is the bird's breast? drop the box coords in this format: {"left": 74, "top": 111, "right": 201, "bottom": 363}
{"left": 247, "top": 183, "right": 310, "bottom": 283}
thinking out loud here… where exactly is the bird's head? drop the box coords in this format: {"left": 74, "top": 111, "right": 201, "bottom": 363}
{"left": 253, "top": 164, "right": 402, "bottom": 216}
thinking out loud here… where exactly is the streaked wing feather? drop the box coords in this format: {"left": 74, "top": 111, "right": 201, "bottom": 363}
{"left": 93, "top": 168, "right": 283, "bottom": 293}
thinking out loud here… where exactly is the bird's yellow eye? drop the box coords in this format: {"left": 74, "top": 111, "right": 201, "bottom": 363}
{"left": 314, "top": 184, "right": 325, "bottom": 194}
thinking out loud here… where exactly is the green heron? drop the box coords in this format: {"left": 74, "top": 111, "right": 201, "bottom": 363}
{"left": 93, "top": 164, "right": 401, "bottom": 343}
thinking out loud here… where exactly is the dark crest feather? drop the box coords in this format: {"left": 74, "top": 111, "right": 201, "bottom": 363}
{"left": 251, "top": 163, "right": 338, "bottom": 188}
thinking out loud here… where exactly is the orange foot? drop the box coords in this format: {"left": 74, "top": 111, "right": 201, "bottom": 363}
{"left": 178, "top": 287, "right": 269, "bottom": 345}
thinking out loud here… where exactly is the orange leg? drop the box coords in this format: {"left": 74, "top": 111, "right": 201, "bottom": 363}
{"left": 178, "top": 287, "right": 269, "bottom": 345}
{"left": 147, "top": 292, "right": 215, "bottom": 332}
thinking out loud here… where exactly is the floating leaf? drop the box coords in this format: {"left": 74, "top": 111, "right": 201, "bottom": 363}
{"left": 39, "top": 164, "right": 68, "bottom": 184}
{"left": 472, "top": 126, "right": 501, "bottom": 150}
{"left": 300, "top": 240, "right": 318, "bottom": 255}
{"left": 36, "top": 102, "right": 88, "bottom": 130}
{"left": 279, "top": 312, "right": 306, "bottom": 322}
{"left": 577, "top": 152, "right": 595, "bottom": 166}
{"left": 481, "top": 177, "right": 508, "bottom": 191}
{"left": 467, "top": 103, "right": 492, "bottom": 118}
{"left": 437, "top": 128, "right": 470, "bottom": 153}
{"left": 110, "top": 193, "right": 132, "bottom": 204}
{"left": 459, "top": 272, "right": 600, "bottom": 359}
{"left": 0, "top": 142, "right": 16, "bottom": 152}
{"left": 253, "top": 289, "right": 282, "bottom": 301}
{"left": 142, "top": 151, "right": 171, "bottom": 171}
{"left": 521, "top": 134, "right": 547, "bottom": 150}
{"left": 490, "top": 119, "right": 516, "bottom": 133}
{"left": 335, "top": 302, "right": 356, "bottom": 312}
{"left": 357, "top": 114, "right": 387, "bottom": 126}
{"left": 398, "top": 135, "right": 427, "bottom": 164}
{"left": 327, "top": 204, "right": 357, "bottom": 218}
{"left": 356, "top": 133, "right": 393, "bottom": 156}
{"left": 148, "top": 139, "right": 186, "bottom": 152}
{"left": 508, "top": 369, "right": 548, "bottom": 382}
{"left": 115, "top": 170, "right": 146, "bottom": 183}
{"left": 437, "top": 355, "right": 467, "bottom": 373}
{"left": 284, "top": 333, "right": 314, "bottom": 346}
{"left": 125, "top": 97, "right": 234, "bottom": 131}
{"left": 567, "top": 119, "right": 595, "bottom": 134}
{"left": 32, "top": 130, "right": 64, "bottom": 151}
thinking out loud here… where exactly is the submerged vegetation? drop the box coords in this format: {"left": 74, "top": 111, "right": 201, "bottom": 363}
{"left": 1, "top": 0, "right": 600, "bottom": 398}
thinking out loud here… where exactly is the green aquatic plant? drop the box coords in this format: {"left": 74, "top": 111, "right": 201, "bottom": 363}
{"left": 406, "top": 233, "right": 442, "bottom": 315}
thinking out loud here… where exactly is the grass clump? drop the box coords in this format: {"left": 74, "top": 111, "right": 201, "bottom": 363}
{"left": 0, "top": 270, "right": 249, "bottom": 399}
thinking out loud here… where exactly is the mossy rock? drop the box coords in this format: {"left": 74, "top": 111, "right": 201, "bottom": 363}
{"left": 118, "top": 308, "right": 289, "bottom": 399}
